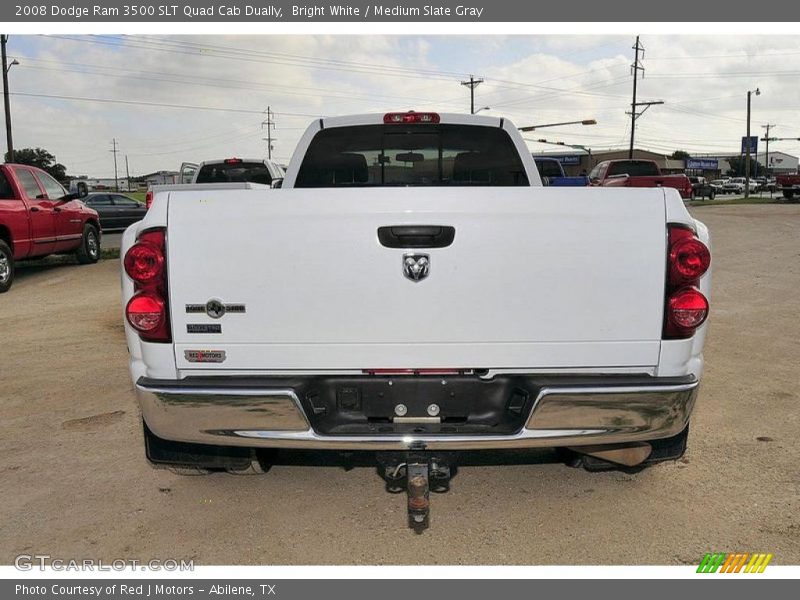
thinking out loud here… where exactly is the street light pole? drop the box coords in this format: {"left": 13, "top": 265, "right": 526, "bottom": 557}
{"left": 518, "top": 119, "right": 597, "bottom": 132}
{"left": 745, "top": 88, "right": 760, "bottom": 199}
{"left": 1, "top": 35, "right": 14, "bottom": 163}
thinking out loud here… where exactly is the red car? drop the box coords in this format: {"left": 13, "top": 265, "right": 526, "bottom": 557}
{"left": 589, "top": 159, "right": 694, "bottom": 199}
{"left": 0, "top": 163, "right": 100, "bottom": 293}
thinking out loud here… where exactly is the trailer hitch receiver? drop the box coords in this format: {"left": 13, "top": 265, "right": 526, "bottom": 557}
{"left": 379, "top": 452, "right": 455, "bottom": 532}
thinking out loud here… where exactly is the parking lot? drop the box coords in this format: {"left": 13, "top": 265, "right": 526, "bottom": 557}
{"left": 1, "top": 204, "right": 798, "bottom": 565}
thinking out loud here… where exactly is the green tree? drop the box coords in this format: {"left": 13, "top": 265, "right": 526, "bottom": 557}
{"left": 671, "top": 150, "right": 691, "bottom": 161}
{"left": 5, "top": 147, "right": 67, "bottom": 181}
{"left": 726, "top": 156, "right": 759, "bottom": 177}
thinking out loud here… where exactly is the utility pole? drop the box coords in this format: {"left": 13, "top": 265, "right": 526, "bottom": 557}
{"left": 744, "top": 88, "right": 760, "bottom": 199}
{"left": 629, "top": 36, "right": 643, "bottom": 159}
{"left": 1, "top": 35, "right": 14, "bottom": 162}
{"left": 762, "top": 124, "right": 776, "bottom": 180}
{"left": 262, "top": 106, "right": 275, "bottom": 160}
{"left": 125, "top": 154, "right": 131, "bottom": 192}
{"left": 626, "top": 36, "right": 663, "bottom": 159}
{"left": 110, "top": 138, "right": 119, "bottom": 192}
{"left": 461, "top": 75, "right": 484, "bottom": 114}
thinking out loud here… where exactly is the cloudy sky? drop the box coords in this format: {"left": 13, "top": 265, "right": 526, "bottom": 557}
{"left": 6, "top": 34, "right": 800, "bottom": 177}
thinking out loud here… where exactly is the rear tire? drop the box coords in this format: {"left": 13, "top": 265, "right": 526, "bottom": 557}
{"left": 690, "top": 190, "right": 696, "bottom": 200}
{"left": 76, "top": 224, "right": 100, "bottom": 264}
{"left": 0, "top": 240, "right": 14, "bottom": 294}
{"left": 709, "top": 190, "right": 715, "bottom": 200}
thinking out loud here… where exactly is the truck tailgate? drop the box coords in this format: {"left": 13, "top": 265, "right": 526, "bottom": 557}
{"left": 167, "top": 187, "right": 667, "bottom": 371}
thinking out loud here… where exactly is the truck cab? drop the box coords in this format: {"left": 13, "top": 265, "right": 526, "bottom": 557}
{"left": 533, "top": 157, "right": 590, "bottom": 187}
{"left": 589, "top": 159, "right": 693, "bottom": 199}
{"left": 179, "top": 158, "right": 285, "bottom": 187}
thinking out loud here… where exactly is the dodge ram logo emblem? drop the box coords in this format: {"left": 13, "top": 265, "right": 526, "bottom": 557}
{"left": 403, "top": 254, "right": 430, "bottom": 282}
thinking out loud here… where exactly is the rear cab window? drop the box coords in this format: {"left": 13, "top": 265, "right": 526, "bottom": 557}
{"left": 195, "top": 161, "right": 273, "bottom": 185}
{"left": 13, "top": 168, "right": 44, "bottom": 199}
{"left": 606, "top": 161, "right": 660, "bottom": 177}
{"left": 534, "top": 159, "right": 564, "bottom": 179}
{"left": 295, "top": 124, "right": 529, "bottom": 188}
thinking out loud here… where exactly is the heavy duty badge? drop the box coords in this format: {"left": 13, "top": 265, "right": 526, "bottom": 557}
{"left": 185, "top": 300, "right": 246, "bottom": 318}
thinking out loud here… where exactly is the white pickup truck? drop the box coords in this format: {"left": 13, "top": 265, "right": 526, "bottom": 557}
{"left": 121, "top": 112, "right": 711, "bottom": 527}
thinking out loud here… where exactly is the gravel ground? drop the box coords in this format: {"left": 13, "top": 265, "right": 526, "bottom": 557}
{"left": 1, "top": 204, "right": 798, "bottom": 565}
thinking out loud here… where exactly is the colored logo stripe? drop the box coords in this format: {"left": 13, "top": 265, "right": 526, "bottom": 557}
{"left": 697, "top": 553, "right": 773, "bottom": 573}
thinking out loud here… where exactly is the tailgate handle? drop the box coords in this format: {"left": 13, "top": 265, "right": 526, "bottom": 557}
{"left": 378, "top": 225, "right": 455, "bottom": 249}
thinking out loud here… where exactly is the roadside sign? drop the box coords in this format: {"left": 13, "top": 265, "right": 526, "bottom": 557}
{"left": 741, "top": 136, "right": 758, "bottom": 154}
{"left": 687, "top": 158, "right": 719, "bottom": 170}
{"left": 540, "top": 155, "right": 581, "bottom": 165}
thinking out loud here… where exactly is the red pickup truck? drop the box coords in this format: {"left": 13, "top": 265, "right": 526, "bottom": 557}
{"left": 0, "top": 163, "right": 100, "bottom": 293}
{"left": 776, "top": 173, "right": 800, "bottom": 201}
{"left": 589, "top": 159, "right": 693, "bottom": 199}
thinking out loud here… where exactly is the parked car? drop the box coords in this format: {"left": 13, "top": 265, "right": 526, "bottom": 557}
{"left": 121, "top": 111, "right": 711, "bottom": 530}
{"left": 179, "top": 158, "right": 285, "bottom": 187}
{"left": 83, "top": 193, "right": 148, "bottom": 230}
{"left": 0, "top": 163, "right": 99, "bottom": 293}
{"left": 723, "top": 177, "right": 758, "bottom": 195}
{"left": 588, "top": 159, "right": 693, "bottom": 198}
{"left": 710, "top": 178, "right": 729, "bottom": 194}
{"left": 533, "top": 157, "right": 590, "bottom": 187}
{"left": 687, "top": 176, "right": 716, "bottom": 200}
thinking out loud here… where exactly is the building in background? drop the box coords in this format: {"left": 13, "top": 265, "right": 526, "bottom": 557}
{"left": 531, "top": 148, "right": 686, "bottom": 177}
{"left": 756, "top": 150, "right": 798, "bottom": 175}
{"left": 531, "top": 148, "right": 798, "bottom": 179}
{"left": 141, "top": 171, "right": 180, "bottom": 188}
{"left": 68, "top": 177, "right": 136, "bottom": 193}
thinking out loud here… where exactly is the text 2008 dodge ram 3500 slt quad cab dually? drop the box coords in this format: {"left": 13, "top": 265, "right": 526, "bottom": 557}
{"left": 121, "top": 112, "right": 711, "bottom": 529}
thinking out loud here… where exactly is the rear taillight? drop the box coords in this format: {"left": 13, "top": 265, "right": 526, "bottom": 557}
{"left": 126, "top": 293, "right": 166, "bottom": 333}
{"left": 124, "top": 228, "right": 171, "bottom": 343}
{"left": 669, "top": 236, "right": 711, "bottom": 284}
{"left": 145, "top": 190, "right": 153, "bottom": 209}
{"left": 384, "top": 111, "right": 440, "bottom": 124}
{"left": 667, "top": 288, "right": 709, "bottom": 330}
{"left": 664, "top": 225, "right": 710, "bottom": 339}
{"left": 123, "top": 242, "right": 163, "bottom": 284}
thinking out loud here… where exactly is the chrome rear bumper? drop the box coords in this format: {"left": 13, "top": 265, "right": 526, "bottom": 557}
{"left": 136, "top": 375, "right": 698, "bottom": 451}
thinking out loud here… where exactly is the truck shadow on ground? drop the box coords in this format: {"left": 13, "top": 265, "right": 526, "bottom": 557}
{"left": 13, "top": 258, "right": 82, "bottom": 283}
{"left": 248, "top": 448, "right": 568, "bottom": 492}
{"left": 262, "top": 447, "right": 563, "bottom": 470}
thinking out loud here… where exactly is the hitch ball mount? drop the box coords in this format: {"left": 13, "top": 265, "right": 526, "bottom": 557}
{"left": 378, "top": 452, "right": 455, "bottom": 532}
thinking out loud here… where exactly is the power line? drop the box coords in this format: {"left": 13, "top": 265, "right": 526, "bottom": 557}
{"left": 10, "top": 91, "right": 322, "bottom": 117}
{"left": 47, "top": 35, "right": 467, "bottom": 83}
{"left": 44, "top": 35, "right": 640, "bottom": 110}
{"left": 13, "top": 57, "right": 456, "bottom": 107}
